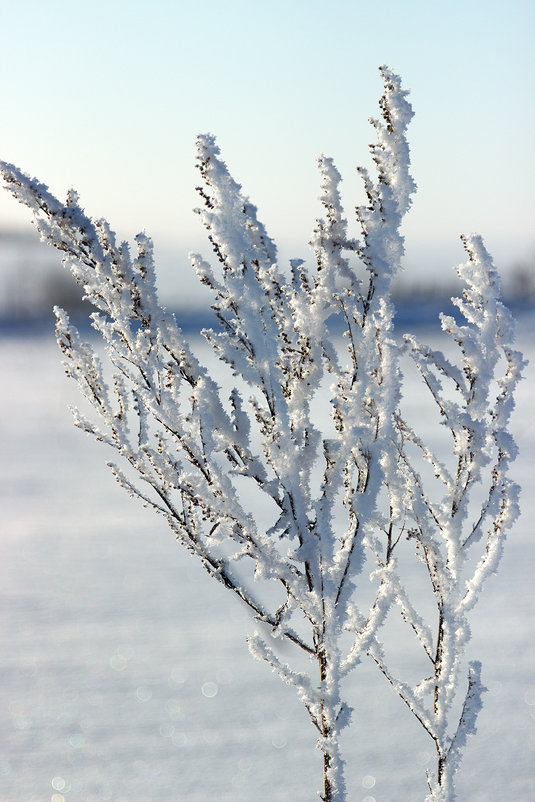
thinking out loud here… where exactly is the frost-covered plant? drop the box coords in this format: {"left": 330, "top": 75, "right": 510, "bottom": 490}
{"left": 381, "top": 234, "right": 525, "bottom": 801}
{"left": 0, "top": 68, "right": 522, "bottom": 802}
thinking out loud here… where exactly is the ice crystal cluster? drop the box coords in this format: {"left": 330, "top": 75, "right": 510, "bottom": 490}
{"left": 0, "top": 68, "right": 524, "bottom": 801}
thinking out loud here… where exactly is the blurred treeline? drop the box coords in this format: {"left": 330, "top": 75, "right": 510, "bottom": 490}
{"left": 1, "top": 228, "right": 533, "bottom": 329}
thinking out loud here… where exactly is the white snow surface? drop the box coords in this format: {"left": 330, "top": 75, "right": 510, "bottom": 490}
{"left": 1, "top": 315, "right": 534, "bottom": 802}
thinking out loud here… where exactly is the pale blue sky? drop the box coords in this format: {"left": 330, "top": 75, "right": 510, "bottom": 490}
{"left": 1, "top": 0, "right": 533, "bottom": 303}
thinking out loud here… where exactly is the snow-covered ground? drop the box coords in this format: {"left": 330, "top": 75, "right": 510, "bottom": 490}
{"left": 1, "top": 312, "right": 534, "bottom": 801}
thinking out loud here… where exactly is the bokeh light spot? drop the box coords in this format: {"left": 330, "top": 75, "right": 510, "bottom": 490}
{"left": 136, "top": 685, "right": 153, "bottom": 702}
{"left": 166, "top": 699, "right": 184, "bottom": 720}
{"left": 109, "top": 654, "right": 128, "bottom": 671}
{"left": 271, "top": 734, "right": 287, "bottom": 749}
{"left": 201, "top": 681, "right": 218, "bottom": 698}
{"left": 68, "top": 733, "right": 85, "bottom": 749}
{"left": 168, "top": 667, "right": 187, "bottom": 688}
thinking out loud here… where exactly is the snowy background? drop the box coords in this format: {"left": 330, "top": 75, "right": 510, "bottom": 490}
{"left": 1, "top": 309, "right": 534, "bottom": 802}
{"left": 0, "top": 2, "right": 533, "bottom": 798}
